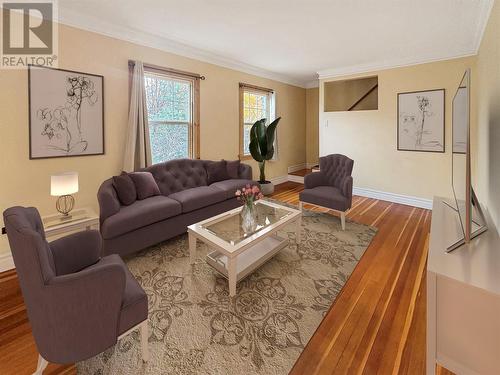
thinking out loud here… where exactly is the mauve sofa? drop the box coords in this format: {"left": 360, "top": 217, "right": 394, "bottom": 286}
{"left": 98, "top": 159, "right": 255, "bottom": 256}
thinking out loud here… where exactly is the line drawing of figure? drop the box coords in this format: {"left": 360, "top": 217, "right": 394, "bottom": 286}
{"left": 38, "top": 75, "right": 98, "bottom": 154}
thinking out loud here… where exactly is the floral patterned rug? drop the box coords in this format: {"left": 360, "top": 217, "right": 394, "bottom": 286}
{"left": 77, "top": 202, "right": 377, "bottom": 375}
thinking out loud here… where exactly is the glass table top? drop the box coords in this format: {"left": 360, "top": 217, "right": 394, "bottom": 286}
{"left": 201, "top": 201, "right": 294, "bottom": 245}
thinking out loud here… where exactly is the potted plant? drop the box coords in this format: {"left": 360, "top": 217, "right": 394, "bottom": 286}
{"left": 249, "top": 117, "right": 281, "bottom": 195}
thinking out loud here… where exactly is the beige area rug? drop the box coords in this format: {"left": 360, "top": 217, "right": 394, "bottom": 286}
{"left": 77, "top": 203, "right": 377, "bottom": 375}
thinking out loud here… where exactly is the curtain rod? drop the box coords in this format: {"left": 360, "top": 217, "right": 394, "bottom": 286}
{"left": 239, "top": 82, "right": 274, "bottom": 93}
{"left": 128, "top": 60, "right": 205, "bottom": 80}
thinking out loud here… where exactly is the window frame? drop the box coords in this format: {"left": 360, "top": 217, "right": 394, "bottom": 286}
{"left": 239, "top": 83, "right": 276, "bottom": 161}
{"left": 143, "top": 66, "right": 200, "bottom": 164}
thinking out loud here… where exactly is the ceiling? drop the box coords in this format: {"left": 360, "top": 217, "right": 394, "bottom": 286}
{"left": 57, "top": 0, "right": 493, "bottom": 88}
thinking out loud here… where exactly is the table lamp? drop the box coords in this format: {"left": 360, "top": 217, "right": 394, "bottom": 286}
{"left": 51, "top": 172, "right": 78, "bottom": 218}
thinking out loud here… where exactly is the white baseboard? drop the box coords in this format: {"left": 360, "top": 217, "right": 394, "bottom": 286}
{"left": 306, "top": 162, "right": 318, "bottom": 169}
{"left": 269, "top": 175, "right": 288, "bottom": 185}
{"left": 287, "top": 163, "right": 307, "bottom": 173}
{"left": 276, "top": 170, "right": 433, "bottom": 210}
{"left": 0, "top": 252, "right": 14, "bottom": 272}
{"left": 353, "top": 187, "right": 432, "bottom": 209}
{"left": 287, "top": 174, "right": 304, "bottom": 183}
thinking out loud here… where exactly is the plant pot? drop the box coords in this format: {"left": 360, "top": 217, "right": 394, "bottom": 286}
{"left": 259, "top": 181, "right": 274, "bottom": 196}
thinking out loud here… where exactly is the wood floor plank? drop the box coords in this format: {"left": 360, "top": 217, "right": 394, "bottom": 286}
{"left": 0, "top": 182, "right": 453, "bottom": 375}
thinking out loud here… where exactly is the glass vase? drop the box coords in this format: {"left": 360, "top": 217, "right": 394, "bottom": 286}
{"left": 240, "top": 202, "right": 257, "bottom": 233}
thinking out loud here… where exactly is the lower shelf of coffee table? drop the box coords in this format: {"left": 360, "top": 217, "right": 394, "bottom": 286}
{"left": 206, "top": 235, "right": 288, "bottom": 282}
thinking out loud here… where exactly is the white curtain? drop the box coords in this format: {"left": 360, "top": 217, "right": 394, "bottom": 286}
{"left": 123, "top": 61, "right": 150, "bottom": 172}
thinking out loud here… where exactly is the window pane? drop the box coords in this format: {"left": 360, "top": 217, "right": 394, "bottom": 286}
{"left": 149, "top": 123, "right": 189, "bottom": 164}
{"left": 144, "top": 72, "right": 194, "bottom": 164}
{"left": 244, "top": 91, "right": 267, "bottom": 123}
{"left": 243, "top": 90, "right": 268, "bottom": 155}
{"left": 243, "top": 124, "right": 252, "bottom": 155}
{"left": 144, "top": 74, "right": 190, "bottom": 122}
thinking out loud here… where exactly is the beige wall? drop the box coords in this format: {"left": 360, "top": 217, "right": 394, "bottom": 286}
{"left": 319, "top": 56, "right": 476, "bottom": 201}
{"left": 305, "top": 87, "right": 319, "bottom": 166}
{"left": 0, "top": 22, "right": 306, "bottom": 256}
{"left": 476, "top": 0, "right": 500, "bottom": 231}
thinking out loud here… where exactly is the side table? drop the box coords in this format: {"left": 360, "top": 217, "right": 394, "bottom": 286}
{"left": 42, "top": 207, "right": 99, "bottom": 240}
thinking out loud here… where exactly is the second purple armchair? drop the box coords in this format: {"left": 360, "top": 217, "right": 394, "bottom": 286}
{"left": 299, "top": 154, "right": 354, "bottom": 230}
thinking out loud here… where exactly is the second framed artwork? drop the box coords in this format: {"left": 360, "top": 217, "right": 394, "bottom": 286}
{"left": 397, "top": 88, "right": 445, "bottom": 153}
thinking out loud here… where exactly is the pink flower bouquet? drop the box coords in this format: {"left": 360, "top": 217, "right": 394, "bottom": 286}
{"left": 235, "top": 184, "right": 263, "bottom": 207}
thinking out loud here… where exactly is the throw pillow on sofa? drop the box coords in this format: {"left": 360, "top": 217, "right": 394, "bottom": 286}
{"left": 207, "top": 160, "right": 229, "bottom": 184}
{"left": 112, "top": 172, "right": 137, "bottom": 206}
{"left": 226, "top": 160, "right": 240, "bottom": 179}
{"left": 129, "top": 171, "right": 161, "bottom": 200}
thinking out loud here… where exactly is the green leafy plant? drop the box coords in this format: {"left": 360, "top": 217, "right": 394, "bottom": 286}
{"left": 249, "top": 117, "right": 281, "bottom": 182}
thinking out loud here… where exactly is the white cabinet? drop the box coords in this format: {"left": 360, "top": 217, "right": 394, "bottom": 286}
{"left": 427, "top": 198, "right": 500, "bottom": 375}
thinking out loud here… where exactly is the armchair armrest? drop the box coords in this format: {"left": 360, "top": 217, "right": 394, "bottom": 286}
{"left": 50, "top": 230, "right": 102, "bottom": 276}
{"left": 39, "top": 255, "right": 126, "bottom": 363}
{"left": 340, "top": 175, "right": 353, "bottom": 200}
{"left": 304, "top": 172, "right": 327, "bottom": 189}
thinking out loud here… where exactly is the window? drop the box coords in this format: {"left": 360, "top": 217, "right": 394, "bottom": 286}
{"left": 144, "top": 71, "right": 199, "bottom": 164}
{"left": 239, "top": 83, "right": 276, "bottom": 159}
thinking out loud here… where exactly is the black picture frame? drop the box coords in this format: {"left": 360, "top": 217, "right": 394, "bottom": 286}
{"left": 397, "top": 88, "right": 445, "bottom": 153}
{"left": 28, "top": 65, "right": 105, "bottom": 159}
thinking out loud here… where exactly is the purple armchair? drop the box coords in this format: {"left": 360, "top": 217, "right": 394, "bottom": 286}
{"left": 299, "top": 154, "right": 354, "bottom": 230}
{"left": 3, "top": 206, "right": 149, "bottom": 375}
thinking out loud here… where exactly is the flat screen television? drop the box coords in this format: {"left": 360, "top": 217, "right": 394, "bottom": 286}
{"left": 447, "top": 68, "right": 487, "bottom": 252}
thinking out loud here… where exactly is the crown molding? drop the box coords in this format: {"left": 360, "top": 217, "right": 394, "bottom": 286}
{"left": 473, "top": 0, "right": 495, "bottom": 54}
{"left": 316, "top": 52, "right": 478, "bottom": 80}
{"left": 304, "top": 80, "right": 319, "bottom": 89}
{"left": 56, "top": 9, "right": 309, "bottom": 88}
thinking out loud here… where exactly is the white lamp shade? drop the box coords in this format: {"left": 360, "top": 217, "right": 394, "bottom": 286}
{"left": 51, "top": 172, "right": 79, "bottom": 196}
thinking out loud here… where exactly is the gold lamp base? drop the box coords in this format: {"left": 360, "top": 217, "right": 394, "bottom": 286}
{"left": 56, "top": 195, "right": 75, "bottom": 219}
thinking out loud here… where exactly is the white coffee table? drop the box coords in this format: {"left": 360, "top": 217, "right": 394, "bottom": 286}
{"left": 188, "top": 200, "right": 301, "bottom": 297}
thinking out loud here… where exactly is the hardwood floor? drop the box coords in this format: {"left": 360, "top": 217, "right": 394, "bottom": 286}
{"left": 0, "top": 181, "right": 449, "bottom": 374}
{"left": 288, "top": 168, "right": 312, "bottom": 177}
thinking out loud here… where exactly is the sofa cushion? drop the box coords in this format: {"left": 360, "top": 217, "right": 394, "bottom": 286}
{"left": 299, "top": 186, "right": 350, "bottom": 211}
{"left": 210, "top": 179, "right": 257, "bottom": 199}
{"left": 168, "top": 186, "right": 227, "bottom": 213}
{"left": 207, "top": 160, "right": 229, "bottom": 184}
{"left": 112, "top": 172, "right": 137, "bottom": 206}
{"left": 101, "top": 196, "right": 181, "bottom": 239}
{"left": 129, "top": 172, "right": 161, "bottom": 200}
{"left": 226, "top": 160, "right": 240, "bottom": 179}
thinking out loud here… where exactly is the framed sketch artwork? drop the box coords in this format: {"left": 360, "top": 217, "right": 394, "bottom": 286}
{"left": 29, "top": 65, "right": 104, "bottom": 159}
{"left": 397, "top": 89, "right": 445, "bottom": 153}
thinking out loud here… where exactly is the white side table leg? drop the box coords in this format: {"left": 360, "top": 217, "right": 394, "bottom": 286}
{"left": 228, "top": 257, "right": 237, "bottom": 297}
{"left": 189, "top": 231, "right": 197, "bottom": 264}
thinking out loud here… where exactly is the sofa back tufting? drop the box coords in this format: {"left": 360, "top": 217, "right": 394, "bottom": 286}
{"left": 145, "top": 159, "right": 209, "bottom": 196}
